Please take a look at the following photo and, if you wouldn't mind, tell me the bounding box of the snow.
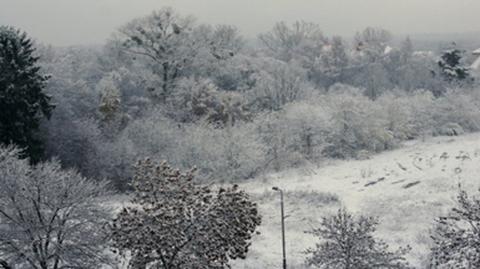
[233,133,480,269]
[413,50,434,58]
[473,48,480,55]
[384,45,393,55]
[471,56,480,70]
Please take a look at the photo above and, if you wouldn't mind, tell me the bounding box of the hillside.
[232,133,480,269]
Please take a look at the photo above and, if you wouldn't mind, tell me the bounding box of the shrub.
[305,209,411,269]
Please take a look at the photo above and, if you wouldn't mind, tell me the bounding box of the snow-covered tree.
[259,21,327,63]
[249,57,308,111]
[312,36,349,87]
[322,88,395,158]
[0,146,113,268]
[0,26,54,162]
[354,27,392,62]
[259,21,328,82]
[437,48,472,85]
[97,71,129,137]
[169,77,251,127]
[305,208,411,269]
[110,158,261,268]
[430,189,480,268]
[117,7,197,102]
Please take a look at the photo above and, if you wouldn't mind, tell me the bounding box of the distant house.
[472,48,480,71]
[413,50,434,58]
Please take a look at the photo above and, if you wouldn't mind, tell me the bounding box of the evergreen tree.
[437,48,471,83]
[0,26,53,162]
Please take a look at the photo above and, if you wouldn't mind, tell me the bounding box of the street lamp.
[272,186,287,269]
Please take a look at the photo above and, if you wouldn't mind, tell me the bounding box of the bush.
[305,209,411,269]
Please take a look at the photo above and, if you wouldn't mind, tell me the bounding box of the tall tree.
[437,47,472,84]
[0,26,53,162]
[354,27,392,62]
[259,21,327,63]
[117,7,197,102]
[110,158,261,269]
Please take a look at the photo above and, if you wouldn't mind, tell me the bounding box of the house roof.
[472,56,480,70]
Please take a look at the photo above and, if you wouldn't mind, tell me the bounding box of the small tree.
[0,26,54,162]
[305,209,411,269]
[0,146,113,269]
[430,189,480,268]
[437,48,471,84]
[109,158,261,269]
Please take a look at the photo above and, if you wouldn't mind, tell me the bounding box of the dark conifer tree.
[0,26,53,162]
[437,48,471,83]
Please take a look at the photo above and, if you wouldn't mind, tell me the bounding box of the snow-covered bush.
[255,101,330,170]
[305,209,411,269]
[321,90,396,158]
[99,110,266,186]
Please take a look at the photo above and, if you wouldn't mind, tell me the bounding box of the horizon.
[1,0,480,46]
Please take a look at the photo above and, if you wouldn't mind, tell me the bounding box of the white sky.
[0,0,479,46]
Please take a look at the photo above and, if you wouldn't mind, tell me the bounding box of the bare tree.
[109,158,261,269]
[259,21,327,63]
[0,146,113,269]
[354,27,392,62]
[117,7,197,102]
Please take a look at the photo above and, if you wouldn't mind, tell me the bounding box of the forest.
[2,6,480,269]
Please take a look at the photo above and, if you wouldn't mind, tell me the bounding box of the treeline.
[32,8,478,189]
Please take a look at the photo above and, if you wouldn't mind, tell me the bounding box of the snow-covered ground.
[233,133,480,269]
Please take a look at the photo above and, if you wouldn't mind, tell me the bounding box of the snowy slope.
[233,133,480,269]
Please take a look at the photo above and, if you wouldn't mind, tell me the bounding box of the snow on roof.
[413,50,434,57]
[321,44,332,52]
[384,46,393,55]
[471,56,480,70]
[473,48,480,55]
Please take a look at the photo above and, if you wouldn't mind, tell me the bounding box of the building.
[471,48,480,71]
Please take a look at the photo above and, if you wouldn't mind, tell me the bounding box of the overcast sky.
[0,0,479,46]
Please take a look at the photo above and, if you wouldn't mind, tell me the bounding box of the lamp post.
[272,186,287,269]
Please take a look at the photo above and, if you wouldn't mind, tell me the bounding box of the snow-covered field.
[232,133,480,269]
